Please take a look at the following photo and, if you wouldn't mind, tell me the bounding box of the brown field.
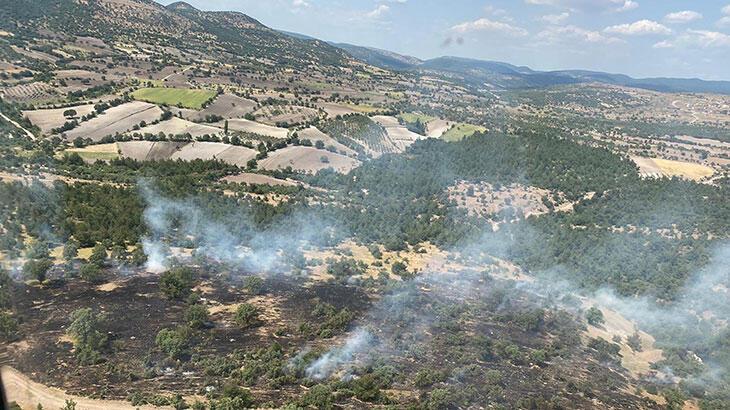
[218,118,289,139]
[372,115,424,152]
[258,146,360,174]
[425,118,453,139]
[298,126,357,157]
[132,117,223,138]
[222,173,301,186]
[64,102,164,142]
[10,45,57,62]
[187,94,256,121]
[631,156,715,181]
[23,104,96,134]
[252,104,319,126]
[314,102,360,117]
[117,141,256,166]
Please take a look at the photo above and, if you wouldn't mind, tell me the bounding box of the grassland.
[131,88,217,109]
[397,112,435,124]
[441,123,487,142]
[652,158,715,180]
[63,143,119,161]
[343,102,380,114]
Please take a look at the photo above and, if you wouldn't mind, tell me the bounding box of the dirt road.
[0,111,36,140]
[1,366,171,410]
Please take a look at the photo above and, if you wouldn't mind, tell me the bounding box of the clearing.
[63,143,119,162]
[441,123,487,142]
[631,156,714,181]
[258,146,360,174]
[131,88,217,109]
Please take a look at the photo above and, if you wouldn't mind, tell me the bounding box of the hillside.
[0,0,350,68]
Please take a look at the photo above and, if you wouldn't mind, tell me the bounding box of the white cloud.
[652,40,674,49]
[451,18,528,37]
[719,16,730,27]
[537,24,622,44]
[604,19,671,35]
[525,0,637,13]
[723,5,730,15]
[664,10,702,24]
[291,0,310,8]
[366,4,390,18]
[616,0,638,12]
[680,30,730,48]
[541,12,570,24]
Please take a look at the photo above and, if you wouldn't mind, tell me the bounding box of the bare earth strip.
[170,142,232,162]
[426,119,452,139]
[258,146,360,174]
[214,146,258,167]
[64,102,163,142]
[23,104,96,134]
[222,173,300,186]
[219,119,289,139]
[1,366,171,410]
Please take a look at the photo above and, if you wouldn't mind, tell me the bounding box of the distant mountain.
[332,43,422,71]
[0,0,350,67]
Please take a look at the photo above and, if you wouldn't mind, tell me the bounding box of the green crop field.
[131,87,217,109]
[441,123,487,142]
[397,112,435,124]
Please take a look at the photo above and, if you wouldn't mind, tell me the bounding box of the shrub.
[185,304,209,329]
[79,263,103,283]
[235,303,260,329]
[156,326,191,360]
[160,267,196,299]
[586,307,605,326]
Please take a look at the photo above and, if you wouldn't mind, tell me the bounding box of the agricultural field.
[131,87,217,109]
[23,104,96,134]
[117,141,257,167]
[297,126,358,157]
[258,146,360,173]
[631,156,715,181]
[251,104,320,126]
[1,82,57,103]
[220,118,289,139]
[131,117,223,138]
[61,101,163,142]
[63,143,120,162]
[441,123,487,142]
[186,94,256,121]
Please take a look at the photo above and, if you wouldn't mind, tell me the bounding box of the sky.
[157,0,730,80]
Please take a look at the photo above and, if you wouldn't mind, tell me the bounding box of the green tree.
[68,308,107,364]
[23,259,52,283]
[586,307,605,327]
[89,243,107,267]
[79,263,103,283]
[63,239,79,262]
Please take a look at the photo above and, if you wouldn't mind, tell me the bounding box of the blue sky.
[158,0,730,80]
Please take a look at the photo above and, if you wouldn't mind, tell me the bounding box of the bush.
[243,276,264,295]
[0,311,19,342]
[79,263,103,283]
[586,307,605,327]
[89,243,107,267]
[160,267,196,299]
[23,258,52,283]
[156,326,191,360]
[185,304,209,329]
[235,303,260,329]
[300,384,334,409]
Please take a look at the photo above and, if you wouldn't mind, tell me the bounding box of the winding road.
[0,111,36,140]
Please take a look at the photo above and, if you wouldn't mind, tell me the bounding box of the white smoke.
[306,329,374,380]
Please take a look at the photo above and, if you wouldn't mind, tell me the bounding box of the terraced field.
[117,141,256,167]
[23,104,96,134]
[220,119,289,139]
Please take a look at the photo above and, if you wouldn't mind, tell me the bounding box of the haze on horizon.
[156,0,730,81]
